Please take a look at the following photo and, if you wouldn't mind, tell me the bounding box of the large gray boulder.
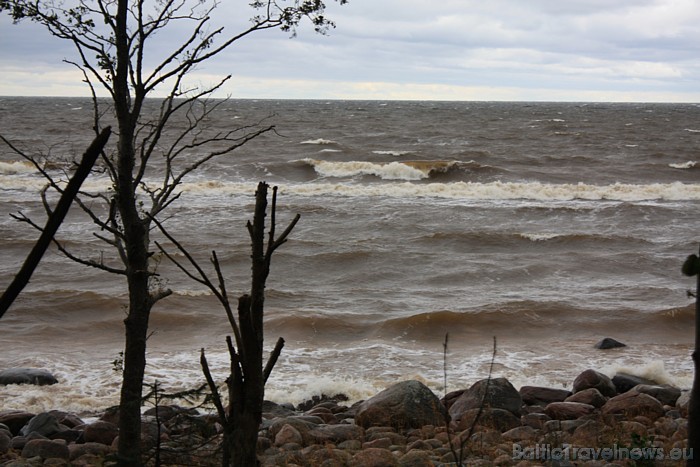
[572,369,616,397]
[0,368,57,386]
[355,380,446,430]
[449,377,522,421]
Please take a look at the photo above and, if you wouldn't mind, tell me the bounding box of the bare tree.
[0,1,346,465]
[155,182,299,465]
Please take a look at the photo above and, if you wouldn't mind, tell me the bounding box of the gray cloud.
[1,0,698,101]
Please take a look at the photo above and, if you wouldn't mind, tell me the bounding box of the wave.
[298,159,459,180]
[669,161,696,169]
[371,150,414,157]
[0,160,36,175]
[300,138,338,145]
[264,303,694,343]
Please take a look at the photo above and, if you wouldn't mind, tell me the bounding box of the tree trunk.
[684,248,700,467]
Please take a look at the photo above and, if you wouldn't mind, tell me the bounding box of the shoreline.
[0,364,692,466]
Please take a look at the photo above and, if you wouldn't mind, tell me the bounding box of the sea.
[0,97,699,416]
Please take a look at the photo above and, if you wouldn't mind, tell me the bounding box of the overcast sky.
[1,0,699,101]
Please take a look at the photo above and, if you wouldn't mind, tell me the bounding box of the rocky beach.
[0,358,692,466]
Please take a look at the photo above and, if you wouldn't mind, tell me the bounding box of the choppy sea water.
[0,97,699,415]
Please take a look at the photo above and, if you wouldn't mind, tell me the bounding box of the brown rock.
[543,401,595,420]
[274,424,303,447]
[68,442,113,460]
[363,437,392,449]
[612,373,657,393]
[572,369,616,397]
[308,423,364,444]
[565,387,607,408]
[633,384,682,406]
[519,386,572,406]
[355,380,446,430]
[601,391,665,421]
[398,449,434,467]
[449,378,522,419]
[21,438,69,460]
[456,408,521,432]
[83,420,119,445]
[352,447,399,466]
[0,431,10,455]
[502,425,538,442]
[0,410,36,436]
[521,412,550,429]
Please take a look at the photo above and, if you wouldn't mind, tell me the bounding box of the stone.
[633,384,681,406]
[502,425,538,441]
[274,424,303,447]
[0,410,36,435]
[308,423,365,444]
[611,373,657,393]
[676,390,690,415]
[572,369,616,397]
[83,420,119,445]
[565,387,607,408]
[355,380,446,430]
[20,412,61,437]
[68,442,112,461]
[352,447,399,467]
[399,449,435,467]
[21,439,69,460]
[0,368,58,386]
[449,377,522,421]
[456,407,521,432]
[543,401,595,420]
[601,390,665,421]
[0,431,10,455]
[519,386,571,406]
[594,337,626,349]
[268,417,318,445]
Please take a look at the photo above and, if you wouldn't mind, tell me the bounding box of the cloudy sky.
[1,0,699,101]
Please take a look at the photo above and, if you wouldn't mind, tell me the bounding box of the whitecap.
[300,138,337,145]
[669,161,696,169]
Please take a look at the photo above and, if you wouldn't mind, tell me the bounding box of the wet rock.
[456,407,521,432]
[21,438,69,460]
[0,410,36,435]
[20,412,61,437]
[565,387,607,408]
[594,337,626,349]
[611,373,657,393]
[519,386,571,406]
[68,442,112,461]
[355,380,446,430]
[632,384,681,406]
[543,402,595,420]
[274,424,303,447]
[83,420,119,445]
[0,368,58,386]
[352,447,399,466]
[449,377,522,420]
[0,431,10,454]
[572,369,616,397]
[601,390,665,421]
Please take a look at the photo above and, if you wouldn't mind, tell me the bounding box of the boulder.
[572,369,616,397]
[274,423,303,447]
[355,380,446,430]
[456,407,521,432]
[0,411,36,436]
[676,390,690,415]
[594,338,626,349]
[68,442,113,461]
[83,420,119,445]
[21,438,69,460]
[0,431,10,455]
[20,412,61,437]
[544,402,595,420]
[611,373,657,393]
[0,368,58,386]
[519,386,572,406]
[352,447,399,467]
[565,387,607,408]
[309,424,365,444]
[601,391,665,421]
[449,377,522,421]
[633,384,681,406]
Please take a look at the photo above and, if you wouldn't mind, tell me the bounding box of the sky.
[1,0,699,102]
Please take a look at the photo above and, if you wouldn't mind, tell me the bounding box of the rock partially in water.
[0,368,57,386]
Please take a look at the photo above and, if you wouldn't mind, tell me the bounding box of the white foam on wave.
[519,232,562,241]
[302,159,428,180]
[300,138,337,145]
[669,161,696,169]
[0,160,35,175]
